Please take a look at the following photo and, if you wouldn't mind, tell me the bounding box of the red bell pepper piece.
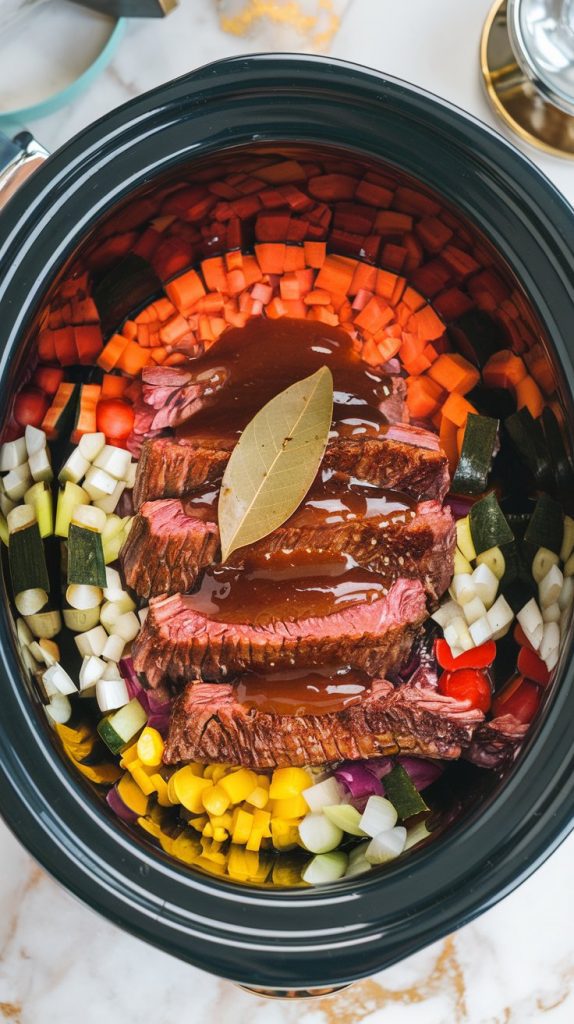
[513,624,535,652]
[517,646,551,687]
[492,675,541,724]
[434,638,496,672]
[438,669,492,713]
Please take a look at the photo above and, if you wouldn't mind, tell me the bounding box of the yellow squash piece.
[171,832,202,865]
[118,772,149,816]
[271,794,309,819]
[246,785,269,809]
[268,767,311,800]
[136,726,164,767]
[270,818,301,851]
[202,784,231,816]
[246,809,271,852]
[231,807,254,845]
[219,767,258,804]
[171,766,212,813]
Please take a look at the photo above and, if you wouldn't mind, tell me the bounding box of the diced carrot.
[304,290,331,306]
[224,251,244,272]
[149,346,168,364]
[97,333,130,372]
[440,392,478,427]
[123,320,138,340]
[361,338,382,366]
[74,325,103,364]
[400,335,432,376]
[137,324,151,347]
[152,298,177,322]
[283,246,306,272]
[381,243,407,272]
[201,257,227,293]
[375,269,400,301]
[374,334,401,363]
[428,353,480,395]
[424,344,439,364]
[38,330,56,362]
[210,317,227,339]
[32,365,64,396]
[164,353,188,366]
[159,314,190,346]
[227,269,247,296]
[242,255,263,287]
[255,212,291,243]
[279,275,301,301]
[116,340,151,376]
[374,211,413,234]
[307,307,340,327]
[433,288,474,322]
[303,241,326,268]
[406,376,444,419]
[198,317,215,343]
[194,293,225,314]
[408,305,445,342]
[255,243,287,275]
[355,179,393,208]
[53,327,78,366]
[71,384,101,443]
[394,186,441,217]
[402,232,424,272]
[515,375,544,418]
[165,268,206,312]
[314,255,357,296]
[441,245,480,279]
[390,276,407,306]
[307,174,357,201]
[482,349,527,389]
[439,414,459,473]
[354,296,394,334]
[255,161,306,184]
[401,287,427,313]
[251,282,273,304]
[134,306,154,324]
[456,425,466,454]
[266,297,287,319]
[524,346,555,395]
[282,299,307,318]
[101,374,128,398]
[70,297,99,325]
[350,262,377,296]
[416,216,453,253]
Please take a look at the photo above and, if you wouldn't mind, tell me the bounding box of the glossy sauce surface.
[176,317,393,440]
[187,550,388,625]
[236,666,370,716]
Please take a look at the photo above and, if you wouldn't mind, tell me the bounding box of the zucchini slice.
[524,494,564,555]
[9,519,50,595]
[383,765,429,822]
[97,697,147,755]
[469,492,514,554]
[67,524,107,587]
[505,408,553,490]
[452,414,498,495]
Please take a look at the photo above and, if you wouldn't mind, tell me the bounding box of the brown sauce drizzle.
[186,550,389,626]
[176,317,393,440]
[235,666,370,716]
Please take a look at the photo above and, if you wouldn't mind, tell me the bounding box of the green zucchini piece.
[524,494,564,555]
[505,408,553,489]
[452,414,499,495]
[97,698,147,755]
[67,524,106,587]
[541,407,574,494]
[9,523,50,595]
[499,541,536,611]
[384,765,429,822]
[469,492,514,554]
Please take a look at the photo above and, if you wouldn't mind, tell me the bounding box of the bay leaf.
[218,365,334,562]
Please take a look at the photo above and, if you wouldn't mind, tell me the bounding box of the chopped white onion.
[469,615,493,647]
[16,616,34,648]
[542,602,561,623]
[126,461,137,490]
[43,663,77,696]
[298,813,343,854]
[59,448,90,485]
[101,633,126,662]
[114,611,140,643]
[323,804,366,836]
[358,796,397,838]
[103,566,123,602]
[22,646,39,673]
[45,694,72,725]
[138,606,149,626]
[540,621,560,668]
[28,447,53,483]
[486,594,514,640]
[450,575,476,605]
[517,599,544,650]
[71,503,107,532]
[462,595,487,626]
[100,601,122,633]
[532,547,559,584]
[15,588,48,616]
[78,432,106,462]
[66,584,103,611]
[404,821,431,851]
[0,437,27,472]
[4,464,32,501]
[365,826,407,865]
[558,576,574,612]
[74,625,108,658]
[431,600,463,628]
[101,661,123,681]
[93,445,132,481]
[443,616,474,652]
[25,425,47,457]
[93,479,125,514]
[539,564,564,609]
[96,676,130,713]
[7,503,36,533]
[565,552,574,578]
[302,775,346,812]
[83,466,117,500]
[471,563,498,609]
[79,655,107,690]
[344,855,372,878]
[0,492,15,516]
[302,852,348,885]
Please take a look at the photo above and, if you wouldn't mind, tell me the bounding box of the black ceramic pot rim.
[0,55,573,989]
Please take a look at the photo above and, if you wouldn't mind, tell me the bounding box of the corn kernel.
[211,764,231,783]
[246,809,271,852]
[220,768,258,804]
[210,812,233,830]
[172,767,212,813]
[189,815,208,832]
[128,761,157,797]
[246,785,269,809]
[203,764,216,779]
[149,773,171,807]
[202,784,231,816]
[202,821,214,838]
[270,794,309,819]
[231,808,254,845]
[117,772,149,816]
[213,827,228,843]
[137,726,164,767]
[269,767,311,800]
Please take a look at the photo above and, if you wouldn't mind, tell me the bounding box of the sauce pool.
[235,666,371,716]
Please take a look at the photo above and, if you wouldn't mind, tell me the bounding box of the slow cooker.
[0,55,573,994]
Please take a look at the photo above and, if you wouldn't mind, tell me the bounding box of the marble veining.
[1,0,573,1021]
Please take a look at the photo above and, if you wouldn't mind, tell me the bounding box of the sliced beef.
[163,677,484,768]
[132,577,427,695]
[463,714,528,769]
[122,496,455,601]
[133,424,449,507]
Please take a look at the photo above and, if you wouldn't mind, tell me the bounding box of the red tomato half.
[492,675,541,724]
[438,668,492,713]
[96,398,134,440]
[13,388,50,428]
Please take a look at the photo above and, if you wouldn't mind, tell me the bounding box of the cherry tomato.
[32,365,64,396]
[438,669,492,713]
[492,675,540,724]
[96,398,134,440]
[435,638,496,672]
[13,388,49,428]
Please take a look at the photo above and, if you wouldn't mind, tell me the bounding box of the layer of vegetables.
[2,157,570,885]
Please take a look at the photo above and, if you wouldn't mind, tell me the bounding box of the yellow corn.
[256,774,270,789]
[119,742,139,767]
[200,838,226,864]
[246,785,269,809]
[219,768,258,804]
[213,827,228,843]
[202,821,214,838]
[246,809,271,852]
[202,784,231,816]
[167,774,179,805]
[270,818,301,851]
[270,794,309,819]
[136,726,164,767]
[210,812,233,831]
[231,807,254,845]
[189,815,208,832]
[203,764,216,779]
[211,764,231,783]
[171,766,212,813]
[127,761,157,797]
[137,816,162,839]
[118,772,149,816]
[268,767,311,800]
[149,773,171,807]
[171,832,201,865]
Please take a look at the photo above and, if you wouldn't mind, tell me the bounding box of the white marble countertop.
[1,1,573,1021]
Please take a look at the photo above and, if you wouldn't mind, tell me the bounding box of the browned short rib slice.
[132,577,427,694]
[122,497,455,600]
[133,424,449,507]
[163,678,484,769]
[463,714,528,769]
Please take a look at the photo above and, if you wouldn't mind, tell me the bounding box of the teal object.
[0,16,125,128]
